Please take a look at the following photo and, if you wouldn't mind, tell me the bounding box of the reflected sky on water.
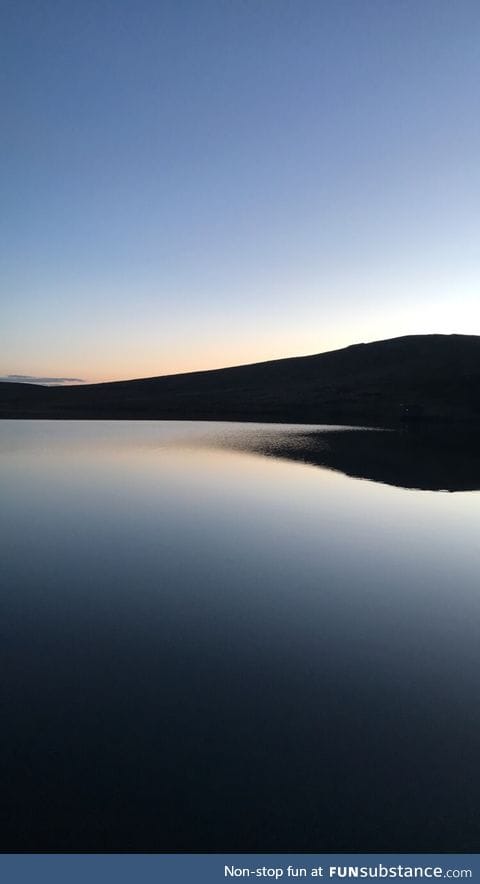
[1,421,479,851]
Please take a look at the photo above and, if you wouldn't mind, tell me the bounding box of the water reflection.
[0,421,479,852]
[211,425,480,492]
[3,419,479,492]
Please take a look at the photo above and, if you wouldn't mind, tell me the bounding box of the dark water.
[1,421,479,851]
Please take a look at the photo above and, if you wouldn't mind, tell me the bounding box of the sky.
[2,0,480,383]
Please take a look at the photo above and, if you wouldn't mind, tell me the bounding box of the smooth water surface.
[1,421,479,851]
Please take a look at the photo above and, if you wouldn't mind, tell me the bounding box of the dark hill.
[1,334,480,425]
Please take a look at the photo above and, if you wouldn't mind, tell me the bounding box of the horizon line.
[1,332,475,389]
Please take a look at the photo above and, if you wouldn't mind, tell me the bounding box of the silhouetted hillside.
[1,334,480,425]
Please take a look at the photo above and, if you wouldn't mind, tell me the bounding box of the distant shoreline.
[2,334,479,425]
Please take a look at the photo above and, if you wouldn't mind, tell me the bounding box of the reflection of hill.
[228,427,480,492]
[1,333,480,425]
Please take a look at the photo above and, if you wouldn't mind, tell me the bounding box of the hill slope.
[1,334,480,425]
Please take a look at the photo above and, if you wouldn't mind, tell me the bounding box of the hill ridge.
[1,333,480,425]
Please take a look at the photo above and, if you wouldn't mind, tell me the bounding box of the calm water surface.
[1,420,479,850]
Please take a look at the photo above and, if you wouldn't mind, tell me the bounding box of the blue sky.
[2,0,480,382]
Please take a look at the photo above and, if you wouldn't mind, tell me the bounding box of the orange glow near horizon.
[64,335,339,385]
[8,292,480,386]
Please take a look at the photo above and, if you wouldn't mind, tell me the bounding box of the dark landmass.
[2,333,480,425]
[220,425,480,491]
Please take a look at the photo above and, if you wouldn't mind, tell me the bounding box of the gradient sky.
[2,0,480,383]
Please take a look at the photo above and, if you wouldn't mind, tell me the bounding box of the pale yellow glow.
[17,283,480,385]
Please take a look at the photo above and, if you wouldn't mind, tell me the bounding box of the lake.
[1,420,479,851]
